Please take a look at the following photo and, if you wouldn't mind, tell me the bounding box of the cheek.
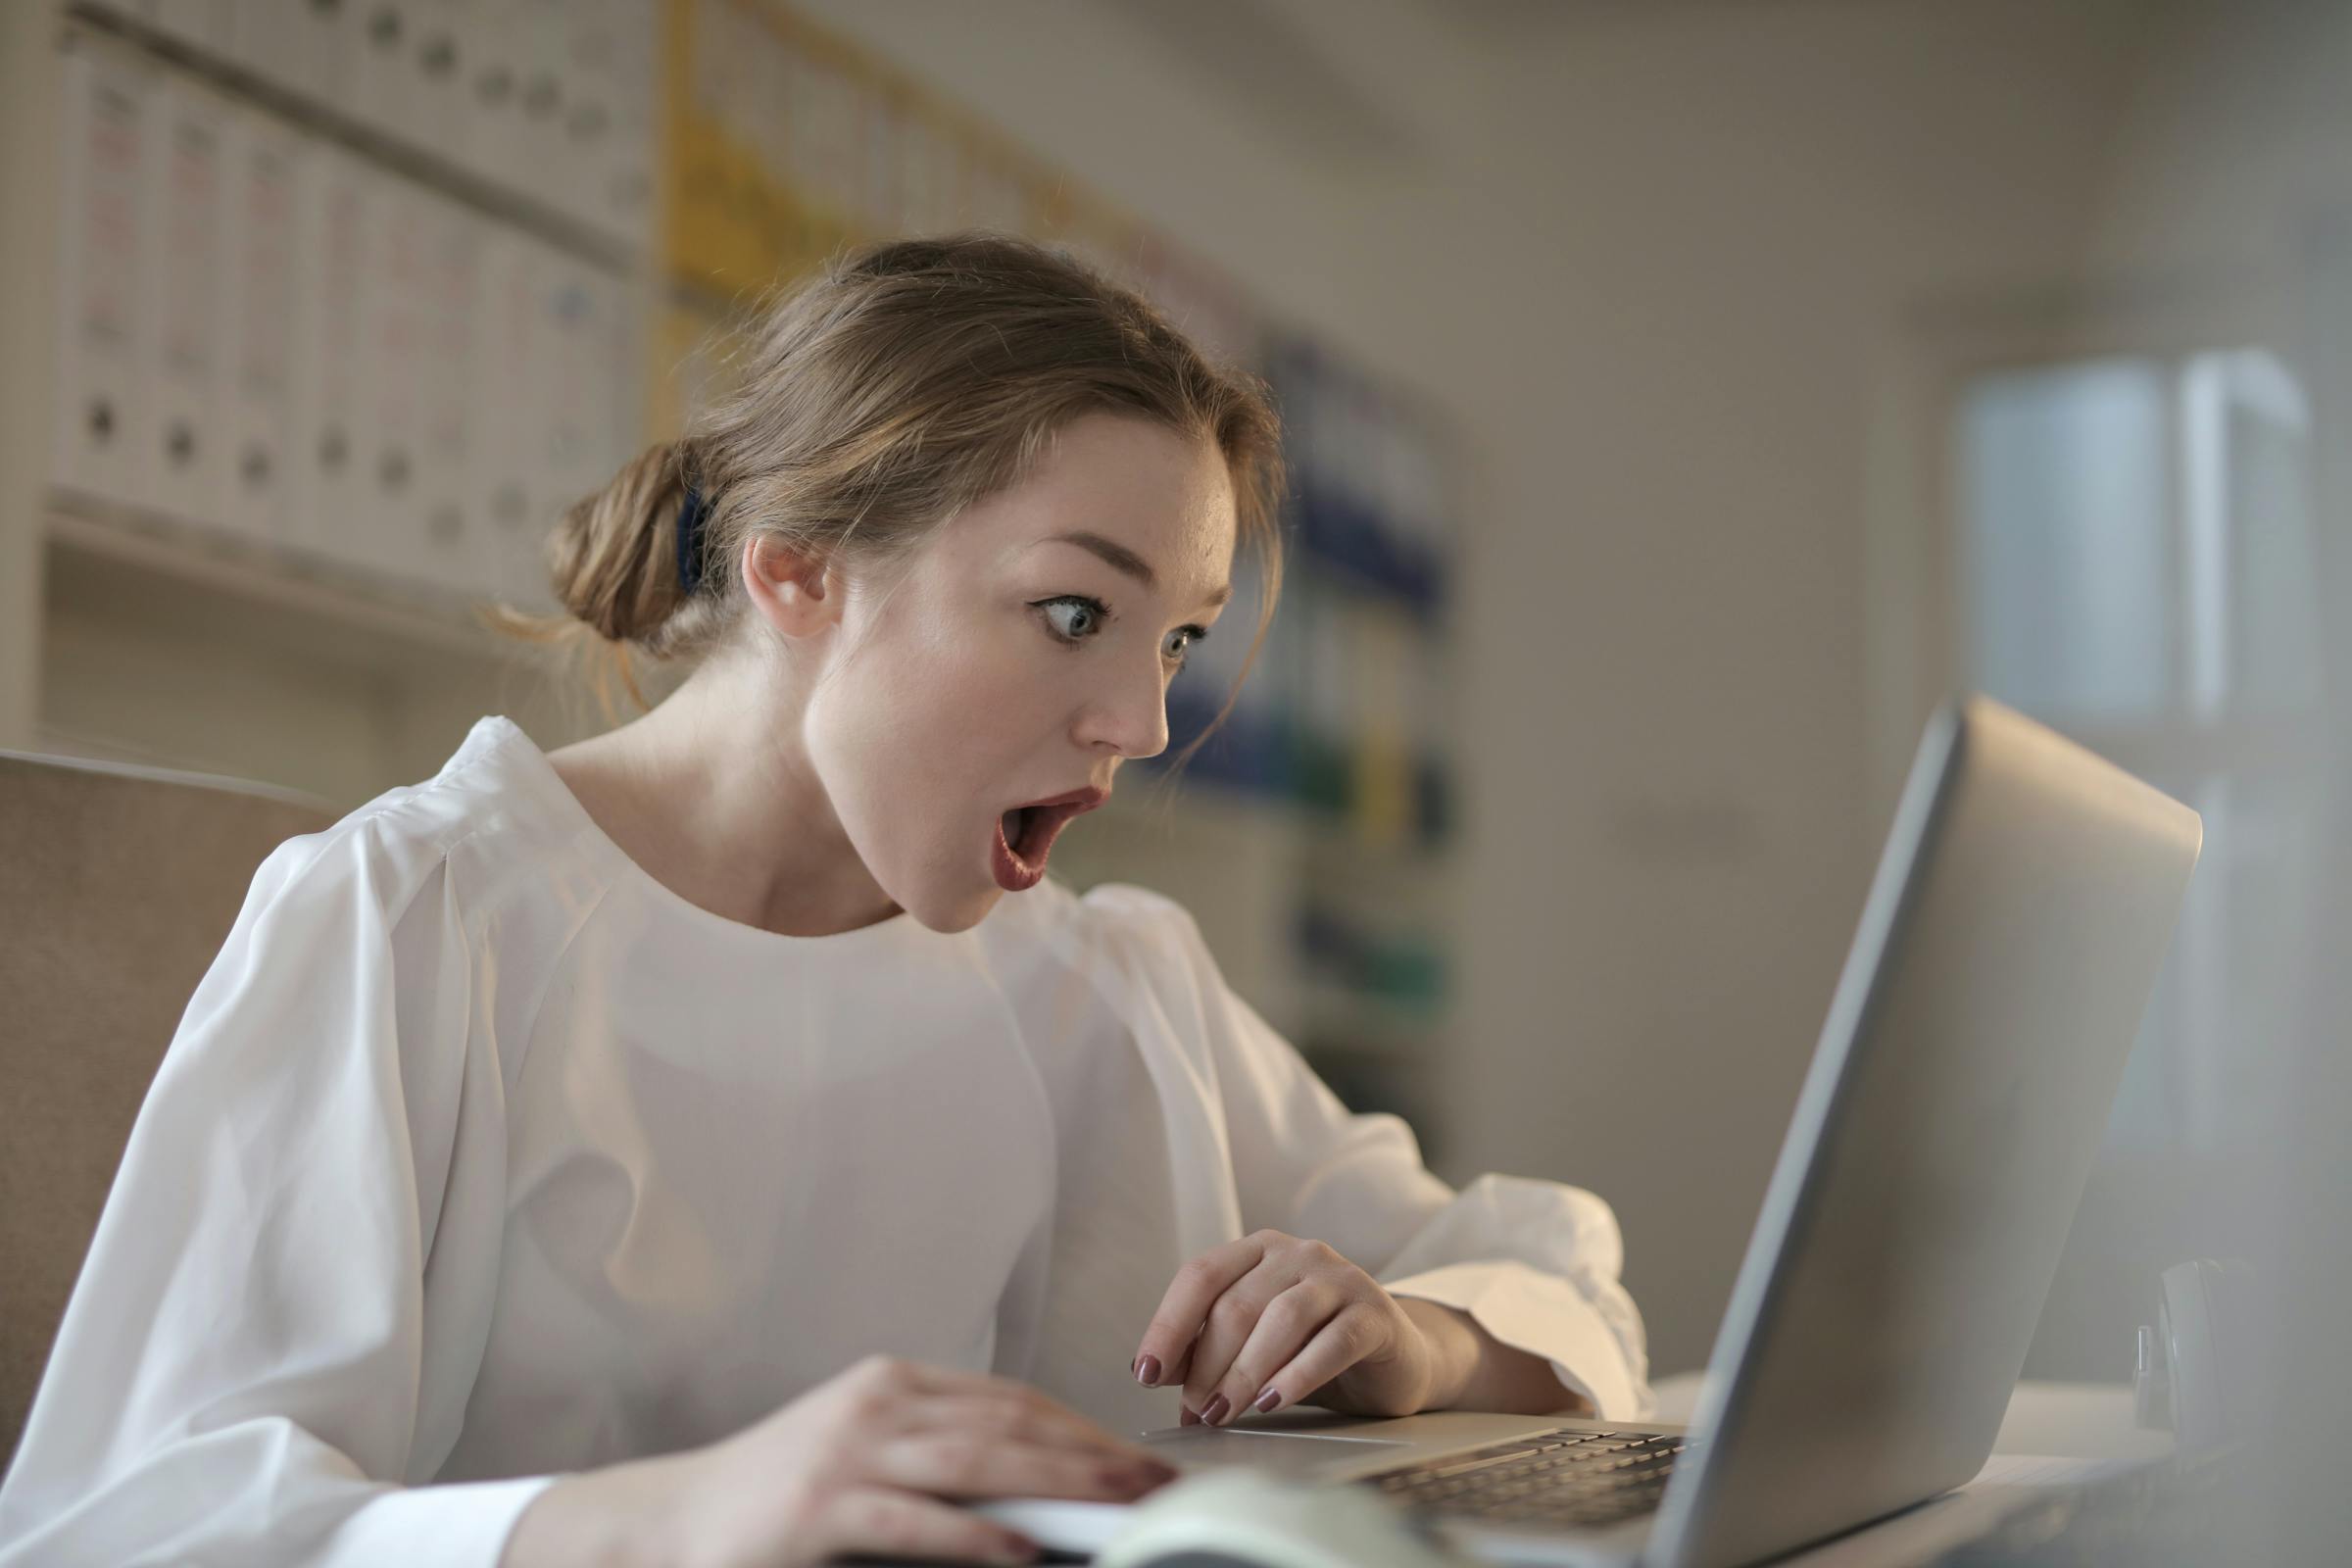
[870,605,1066,746]
[804,620,1050,845]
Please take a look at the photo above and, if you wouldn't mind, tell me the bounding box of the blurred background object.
[0,7,2344,1499]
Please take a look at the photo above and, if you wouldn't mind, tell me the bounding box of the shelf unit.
[0,0,1473,1159]
[11,3,662,799]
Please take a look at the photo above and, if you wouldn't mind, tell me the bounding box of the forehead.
[946,414,1239,580]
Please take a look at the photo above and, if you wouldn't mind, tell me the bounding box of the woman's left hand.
[1130,1229,1449,1427]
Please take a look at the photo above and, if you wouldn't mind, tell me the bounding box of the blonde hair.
[495,232,1287,773]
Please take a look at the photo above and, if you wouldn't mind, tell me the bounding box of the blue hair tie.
[675,485,710,594]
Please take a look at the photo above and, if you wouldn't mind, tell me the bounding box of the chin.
[903,882,1004,935]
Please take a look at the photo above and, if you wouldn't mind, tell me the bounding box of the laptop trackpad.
[1141,1422,1412,1478]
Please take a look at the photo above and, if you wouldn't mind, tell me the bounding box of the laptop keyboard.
[1362,1428,1689,1529]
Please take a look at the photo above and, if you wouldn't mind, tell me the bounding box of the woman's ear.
[739,534,844,641]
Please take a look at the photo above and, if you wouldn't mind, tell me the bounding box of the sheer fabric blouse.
[0,716,1649,1565]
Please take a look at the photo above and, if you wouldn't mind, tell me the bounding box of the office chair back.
[0,748,333,1465]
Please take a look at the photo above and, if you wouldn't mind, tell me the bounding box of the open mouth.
[1003,806,1044,858]
[990,792,1104,891]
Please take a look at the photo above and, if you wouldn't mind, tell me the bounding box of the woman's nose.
[1077,657,1171,760]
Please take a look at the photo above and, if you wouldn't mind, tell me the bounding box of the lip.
[1015,786,1110,813]
[991,786,1109,891]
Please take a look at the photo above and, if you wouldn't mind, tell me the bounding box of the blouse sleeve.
[1133,889,1652,1422]
[0,810,552,1566]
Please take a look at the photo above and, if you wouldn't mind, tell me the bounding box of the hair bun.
[546,441,696,646]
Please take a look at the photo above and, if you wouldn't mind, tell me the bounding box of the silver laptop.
[1115,694,2201,1567]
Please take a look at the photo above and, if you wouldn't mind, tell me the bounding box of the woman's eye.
[1038,596,1105,642]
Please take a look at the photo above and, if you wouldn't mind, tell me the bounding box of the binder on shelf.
[599,269,644,480]
[731,0,792,277]
[464,0,532,196]
[223,0,309,101]
[536,256,588,565]
[787,36,862,229]
[1387,415,1449,613]
[536,259,632,544]
[599,0,659,246]
[217,103,302,546]
[353,168,433,583]
[475,228,552,607]
[558,0,657,243]
[415,193,487,593]
[288,141,372,564]
[147,0,229,57]
[349,0,425,151]
[1347,601,1417,849]
[651,299,743,440]
[541,0,598,226]
[1293,576,1355,817]
[225,0,353,108]
[514,0,576,226]
[668,0,757,286]
[1162,545,1290,796]
[407,0,473,174]
[53,44,155,510]
[141,74,232,527]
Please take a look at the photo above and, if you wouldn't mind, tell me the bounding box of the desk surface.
[1643,1374,2173,1565]
[866,1380,2172,1566]
[1647,1372,2176,1463]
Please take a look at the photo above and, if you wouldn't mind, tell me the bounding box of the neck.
[547,653,902,939]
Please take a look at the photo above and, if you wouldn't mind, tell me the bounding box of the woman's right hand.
[501,1353,1180,1568]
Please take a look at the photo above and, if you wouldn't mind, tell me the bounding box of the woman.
[0,235,1647,1567]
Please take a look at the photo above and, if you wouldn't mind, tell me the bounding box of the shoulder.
[244,717,605,944]
[980,877,1229,1039]
[991,875,1208,968]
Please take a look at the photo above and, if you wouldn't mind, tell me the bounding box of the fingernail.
[1133,1353,1160,1387]
[1253,1387,1282,1413]
[1201,1394,1230,1426]
[1101,1461,1155,1493]
[1180,1405,1201,1426]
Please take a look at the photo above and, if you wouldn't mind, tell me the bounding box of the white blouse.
[0,716,1649,1566]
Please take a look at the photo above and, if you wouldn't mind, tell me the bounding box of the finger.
[866,1431,1175,1503]
[1266,1302,1387,1415]
[899,1394,1166,1464]
[844,1356,1147,1457]
[1132,1235,1268,1390]
[1203,1281,1346,1426]
[1180,1257,1298,1416]
[808,1484,1042,1567]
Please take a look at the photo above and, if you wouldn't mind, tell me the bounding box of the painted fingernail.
[1253,1387,1282,1413]
[1134,1353,1160,1387]
[1201,1394,1230,1426]
[1180,1405,1201,1426]
[1101,1460,1158,1493]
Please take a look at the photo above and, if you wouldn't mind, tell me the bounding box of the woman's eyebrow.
[1046,531,1234,607]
